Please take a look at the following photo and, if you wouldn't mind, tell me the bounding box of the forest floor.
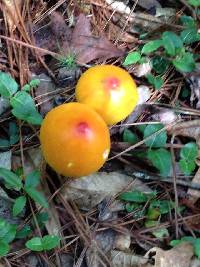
[0,0,200,266]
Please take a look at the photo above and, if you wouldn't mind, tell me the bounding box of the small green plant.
[0,218,17,256]
[123,124,172,176]
[25,235,60,252]
[119,190,182,239]
[123,125,198,177]
[0,168,48,210]
[123,14,199,90]
[57,53,77,69]
[0,215,59,256]
[0,72,42,125]
[0,168,61,256]
[179,142,198,175]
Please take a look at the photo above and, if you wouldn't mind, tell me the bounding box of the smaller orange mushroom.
[75,65,139,125]
[40,103,110,177]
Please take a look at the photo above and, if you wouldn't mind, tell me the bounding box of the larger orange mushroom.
[40,102,110,177]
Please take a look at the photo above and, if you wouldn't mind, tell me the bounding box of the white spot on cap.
[67,162,74,168]
[103,149,109,160]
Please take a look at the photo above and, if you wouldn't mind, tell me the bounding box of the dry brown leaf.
[71,14,123,64]
[145,242,194,267]
[60,171,152,210]
[169,120,200,147]
[111,250,149,267]
[34,12,123,64]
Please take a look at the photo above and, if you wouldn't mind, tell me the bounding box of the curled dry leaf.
[34,12,123,64]
[145,242,194,267]
[169,120,200,147]
[60,172,152,210]
[111,250,149,267]
[115,233,131,251]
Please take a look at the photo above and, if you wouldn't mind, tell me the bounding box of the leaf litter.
[34,12,123,64]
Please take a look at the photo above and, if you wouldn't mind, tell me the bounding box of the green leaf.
[180,142,198,161]
[42,235,60,250]
[141,40,163,54]
[180,28,200,44]
[179,159,196,175]
[180,15,196,27]
[22,84,31,92]
[173,52,196,72]
[152,228,169,239]
[0,71,18,98]
[149,200,173,214]
[187,0,200,6]
[9,122,19,145]
[147,208,160,220]
[145,220,158,228]
[29,79,40,88]
[0,139,10,148]
[181,87,190,98]
[10,91,43,125]
[146,74,163,90]
[143,124,167,148]
[162,31,183,56]
[152,56,170,74]
[25,235,60,252]
[119,191,148,203]
[25,170,41,188]
[0,241,9,256]
[123,52,141,66]
[26,237,43,251]
[193,239,200,259]
[123,129,139,144]
[0,168,22,191]
[125,203,140,212]
[147,148,172,177]
[25,187,48,208]
[12,196,26,217]
[16,225,32,239]
[0,219,17,243]
[3,224,17,243]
